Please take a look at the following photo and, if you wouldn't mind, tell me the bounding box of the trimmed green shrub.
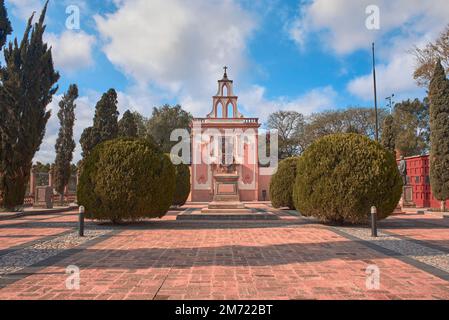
[77,139,176,222]
[270,157,299,209]
[293,134,402,224]
[173,162,191,207]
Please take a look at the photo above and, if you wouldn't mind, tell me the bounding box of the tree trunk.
[442,201,447,212]
[60,193,64,207]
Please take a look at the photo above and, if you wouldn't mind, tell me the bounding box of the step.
[207,202,246,210]
[177,211,280,221]
[201,208,255,214]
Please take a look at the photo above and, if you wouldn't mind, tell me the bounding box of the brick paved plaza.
[1,205,449,300]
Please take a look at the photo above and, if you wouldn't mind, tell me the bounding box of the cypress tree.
[94,89,119,141]
[53,84,78,205]
[118,110,138,138]
[381,114,396,155]
[80,89,119,158]
[0,0,12,49]
[0,0,11,209]
[429,60,449,210]
[80,126,99,158]
[0,1,59,209]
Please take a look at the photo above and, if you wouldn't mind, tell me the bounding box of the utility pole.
[372,43,379,142]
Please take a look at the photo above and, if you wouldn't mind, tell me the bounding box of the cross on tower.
[223,66,228,78]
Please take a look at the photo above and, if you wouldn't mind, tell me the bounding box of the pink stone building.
[190,69,273,203]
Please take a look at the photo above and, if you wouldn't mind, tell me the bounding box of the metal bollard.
[371,206,378,238]
[79,206,85,237]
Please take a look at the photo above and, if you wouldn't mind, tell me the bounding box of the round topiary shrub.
[293,134,403,224]
[173,162,191,207]
[77,139,176,222]
[270,157,299,209]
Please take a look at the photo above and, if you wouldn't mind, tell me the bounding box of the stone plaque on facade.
[217,183,237,195]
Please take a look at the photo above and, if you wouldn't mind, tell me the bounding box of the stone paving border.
[381,230,449,255]
[330,227,449,282]
[0,229,121,289]
[0,230,75,257]
[0,230,109,276]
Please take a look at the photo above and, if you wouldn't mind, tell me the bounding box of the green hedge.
[293,134,402,224]
[173,162,191,207]
[270,157,299,209]
[77,139,176,222]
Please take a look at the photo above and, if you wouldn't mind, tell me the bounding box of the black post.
[79,206,85,237]
[372,43,379,142]
[371,206,378,237]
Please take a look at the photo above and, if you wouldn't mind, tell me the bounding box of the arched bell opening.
[216,102,224,118]
[227,103,234,118]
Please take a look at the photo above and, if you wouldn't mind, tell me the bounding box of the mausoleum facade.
[190,69,273,203]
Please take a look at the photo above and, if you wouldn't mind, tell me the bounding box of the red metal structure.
[403,155,449,209]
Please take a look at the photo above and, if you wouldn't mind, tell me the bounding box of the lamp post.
[79,206,85,237]
[372,43,379,142]
[371,206,378,238]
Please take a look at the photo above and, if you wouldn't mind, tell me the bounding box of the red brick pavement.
[0,207,449,300]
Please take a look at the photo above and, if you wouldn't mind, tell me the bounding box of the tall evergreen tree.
[118,110,138,138]
[93,89,119,141]
[0,0,12,49]
[381,114,396,155]
[80,89,119,157]
[80,126,99,158]
[429,60,449,210]
[0,1,59,209]
[53,84,78,205]
[0,0,11,209]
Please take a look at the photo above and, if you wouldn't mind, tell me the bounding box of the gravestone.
[34,186,54,209]
[402,185,415,207]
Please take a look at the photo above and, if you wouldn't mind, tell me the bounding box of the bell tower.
[207,67,244,119]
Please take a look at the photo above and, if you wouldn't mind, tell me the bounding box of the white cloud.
[347,51,426,101]
[95,0,256,115]
[288,0,449,101]
[289,0,449,55]
[8,0,43,21]
[116,85,161,116]
[46,31,96,73]
[239,85,337,122]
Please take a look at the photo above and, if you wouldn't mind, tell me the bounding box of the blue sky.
[4,0,447,162]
